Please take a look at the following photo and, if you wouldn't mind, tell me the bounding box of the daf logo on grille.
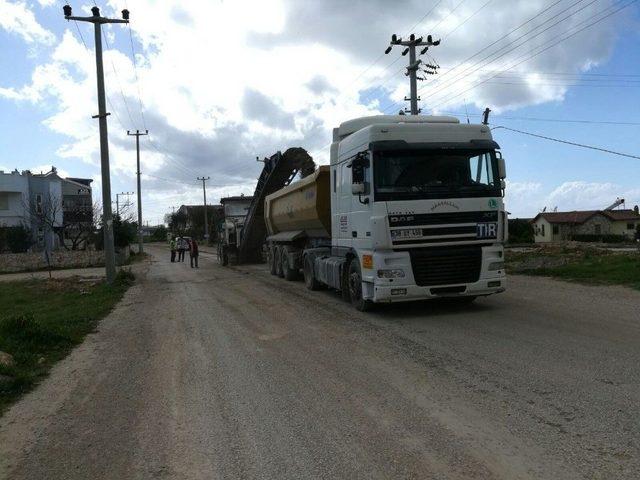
[390,215,414,223]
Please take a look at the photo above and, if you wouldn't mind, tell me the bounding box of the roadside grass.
[506,246,640,290]
[0,269,134,415]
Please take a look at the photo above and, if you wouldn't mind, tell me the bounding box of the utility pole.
[116,192,133,217]
[197,176,210,242]
[63,4,129,284]
[127,129,148,254]
[385,33,440,115]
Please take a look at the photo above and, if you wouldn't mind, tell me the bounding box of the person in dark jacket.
[177,236,186,262]
[189,238,199,268]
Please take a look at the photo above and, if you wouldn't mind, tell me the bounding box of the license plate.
[477,222,498,239]
[391,228,422,240]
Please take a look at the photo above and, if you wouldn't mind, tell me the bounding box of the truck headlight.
[488,261,504,271]
[377,269,405,278]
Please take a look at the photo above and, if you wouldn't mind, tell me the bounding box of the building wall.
[610,220,640,237]
[0,171,28,227]
[533,218,554,243]
[574,214,612,236]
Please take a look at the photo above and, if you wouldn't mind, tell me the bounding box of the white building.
[0,167,64,250]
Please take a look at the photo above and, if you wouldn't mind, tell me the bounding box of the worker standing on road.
[190,238,199,268]
[177,236,186,262]
[169,237,176,263]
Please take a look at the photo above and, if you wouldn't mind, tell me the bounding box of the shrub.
[115,268,135,286]
[0,225,32,253]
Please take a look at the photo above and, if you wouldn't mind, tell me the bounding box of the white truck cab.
[328,115,507,309]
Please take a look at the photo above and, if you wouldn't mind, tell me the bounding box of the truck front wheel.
[348,260,373,312]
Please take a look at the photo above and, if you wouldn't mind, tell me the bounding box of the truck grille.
[408,246,482,286]
[389,211,498,227]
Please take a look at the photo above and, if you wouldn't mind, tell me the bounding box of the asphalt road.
[1,244,638,479]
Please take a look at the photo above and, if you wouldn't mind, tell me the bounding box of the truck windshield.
[373,149,501,201]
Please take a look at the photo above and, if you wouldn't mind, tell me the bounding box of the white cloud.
[0,0,55,45]
[2,0,631,221]
[545,182,640,211]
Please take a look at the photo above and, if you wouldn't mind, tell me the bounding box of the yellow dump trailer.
[264,165,331,240]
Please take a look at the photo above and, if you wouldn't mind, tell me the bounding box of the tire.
[274,246,284,278]
[269,246,277,275]
[303,255,322,290]
[281,247,298,281]
[217,244,228,266]
[347,260,373,312]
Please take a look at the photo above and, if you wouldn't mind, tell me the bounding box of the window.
[627,223,635,230]
[332,168,336,193]
[373,149,500,201]
[594,224,602,235]
[35,194,43,214]
[0,192,8,210]
[552,225,559,235]
[541,224,545,236]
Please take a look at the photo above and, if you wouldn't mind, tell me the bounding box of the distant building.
[0,167,93,250]
[531,207,640,243]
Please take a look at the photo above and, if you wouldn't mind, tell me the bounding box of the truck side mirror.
[497,157,506,179]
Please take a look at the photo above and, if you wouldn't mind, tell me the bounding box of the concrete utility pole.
[116,192,133,217]
[127,129,148,254]
[63,4,129,284]
[197,176,210,241]
[385,33,440,115]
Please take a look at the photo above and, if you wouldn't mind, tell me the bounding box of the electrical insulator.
[63,4,72,16]
[91,6,100,16]
[385,46,392,54]
[410,34,415,41]
[122,9,129,20]
[391,34,397,42]
[402,48,409,56]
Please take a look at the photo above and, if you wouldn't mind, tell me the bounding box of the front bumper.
[361,245,506,303]
[370,276,506,303]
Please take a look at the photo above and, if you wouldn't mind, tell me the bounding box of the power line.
[415,0,600,110]
[71,18,127,131]
[426,0,639,111]
[440,0,492,40]
[406,0,566,103]
[379,0,575,113]
[492,125,640,160]
[100,26,138,129]
[442,112,640,126]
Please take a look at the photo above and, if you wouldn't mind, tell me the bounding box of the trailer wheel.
[274,246,284,278]
[348,260,373,312]
[217,244,228,266]
[303,255,321,290]
[269,246,278,275]
[281,246,298,281]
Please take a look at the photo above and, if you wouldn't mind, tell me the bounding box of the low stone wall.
[0,247,131,274]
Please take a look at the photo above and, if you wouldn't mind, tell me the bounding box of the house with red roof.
[531,207,640,243]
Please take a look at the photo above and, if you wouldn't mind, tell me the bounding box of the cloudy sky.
[1,0,639,222]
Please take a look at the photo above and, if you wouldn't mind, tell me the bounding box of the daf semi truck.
[264,115,507,311]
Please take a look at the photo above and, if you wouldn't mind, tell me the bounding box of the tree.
[63,200,99,250]
[150,225,168,242]
[23,192,64,249]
